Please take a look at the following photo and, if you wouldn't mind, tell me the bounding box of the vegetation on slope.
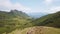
[0,10,60,34]
[21,26,60,34]
[0,10,33,34]
[32,11,60,28]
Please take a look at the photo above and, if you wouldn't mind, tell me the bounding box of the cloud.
[44,0,60,5]
[41,0,60,14]
[49,6,60,13]
[44,0,54,5]
[42,6,60,14]
[0,0,31,12]
[0,0,60,14]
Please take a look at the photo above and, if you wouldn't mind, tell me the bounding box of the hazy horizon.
[0,0,60,18]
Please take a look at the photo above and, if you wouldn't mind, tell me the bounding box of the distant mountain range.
[0,10,47,18]
[28,12,47,18]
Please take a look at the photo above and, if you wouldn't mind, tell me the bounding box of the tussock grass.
[21,26,60,34]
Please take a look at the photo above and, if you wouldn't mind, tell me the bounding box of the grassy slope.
[8,26,60,34]
[32,11,60,28]
[0,10,32,34]
[21,26,60,34]
[7,28,30,34]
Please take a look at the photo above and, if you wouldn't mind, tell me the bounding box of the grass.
[21,26,60,34]
[4,26,60,34]
[45,27,60,34]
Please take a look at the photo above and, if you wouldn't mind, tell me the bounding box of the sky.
[0,0,60,14]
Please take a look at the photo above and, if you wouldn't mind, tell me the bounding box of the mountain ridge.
[0,10,32,34]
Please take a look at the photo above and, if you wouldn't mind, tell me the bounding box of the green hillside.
[32,11,60,28]
[0,10,60,34]
[0,10,32,34]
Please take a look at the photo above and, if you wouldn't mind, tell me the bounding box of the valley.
[0,10,60,34]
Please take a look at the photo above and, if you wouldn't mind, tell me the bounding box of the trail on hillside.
[4,26,60,34]
[21,26,60,34]
[26,26,46,34]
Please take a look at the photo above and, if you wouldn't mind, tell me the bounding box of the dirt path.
[4,26,60,34]
[27,26,46,34]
